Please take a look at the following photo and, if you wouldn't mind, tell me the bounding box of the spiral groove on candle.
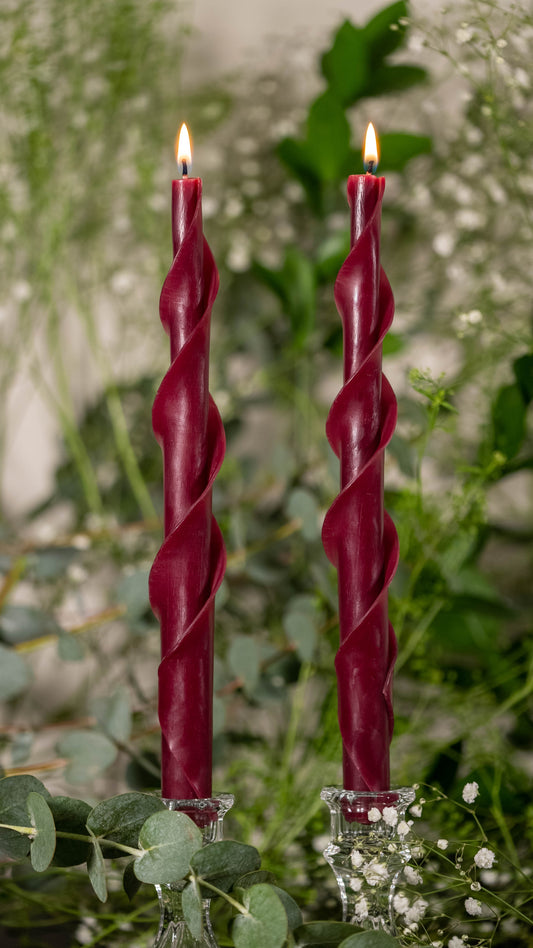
[150,184,225,799]
[322,183,398,792]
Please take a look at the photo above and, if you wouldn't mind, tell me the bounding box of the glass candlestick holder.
[321,786,415,934]
[153,794,234,948]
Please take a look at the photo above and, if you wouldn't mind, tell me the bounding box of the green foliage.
[134,810,203,883]
[232,884,288,948]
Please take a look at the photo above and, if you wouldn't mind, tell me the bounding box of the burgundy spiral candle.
[149,126,226,799]
[322,125,398,792]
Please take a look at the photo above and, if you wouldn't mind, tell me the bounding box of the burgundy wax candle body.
[322,172,398,792]
[149,174,226,799]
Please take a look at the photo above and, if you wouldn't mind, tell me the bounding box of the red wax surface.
[150,177,226,799]
[322,174,398,792]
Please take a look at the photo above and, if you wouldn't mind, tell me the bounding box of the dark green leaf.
[232,884,288,948]
[272,885,303,930]
[27,792,56,872]
[492,384,527,459]
[306,92,351,182]
[191,840,261,894]
[123,858,143,900]
[370,64,428,96]
[378,132,432,172]
[88,835,107,902]
[182,879,203,940]
[134,810,202,884]
[57,730,117,784]
[0,645,31,700]
[382,332,404,356]
[321,21,368,106]
[339,933,400,947]
[363,1,409,62]
[294,922,360,946]
[513,353,533,403]
[0,605,62,644]
[235,869,277,888]
[49,796,92,867]
[0,776,51,859]
[87,792,165,857]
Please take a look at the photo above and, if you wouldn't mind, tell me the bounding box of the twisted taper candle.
[322,173,398,792]
[150,176,226,799]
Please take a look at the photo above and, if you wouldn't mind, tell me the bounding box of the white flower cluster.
[474,847,496,869]
[462,782,479,804]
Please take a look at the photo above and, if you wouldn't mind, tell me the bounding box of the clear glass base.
[321,786,415,934]
[153,794,234,948]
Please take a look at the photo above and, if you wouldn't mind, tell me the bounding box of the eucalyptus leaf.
[282,609,316,663]
[57,632,85,661]
[227,635,261,694]
[49,796,92,867]
[0,775,51,859]
[116,570,151,625]
[57,730,117,784]
[293,922,361,946]
[191,840,261,894]
[0,645,31,701]
[232,884,288,948]
[87,792,166,855]
[182,879,203,940]
[27,792,56,872]
[134,810,202,884]
[287,488,320,541]
[90,688,132,742]
[123,858,143,900]
[271,885,303,930]
[30,547,78,581]
[235,869,277,888]
[88,835,107,902]
[0,605,62,644]
[338,934,400,948]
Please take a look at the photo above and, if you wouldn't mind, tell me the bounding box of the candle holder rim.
[162,792,235,810]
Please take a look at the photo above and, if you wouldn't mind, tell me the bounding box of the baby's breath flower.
[410,804,423,818]
[393,893,410,914]
[456,25,474,44]
[405,898,428,924]
[464,897,483,916]
[363,859,389,886]
[404,866,423,885]
[397,821,410,838]
[474,847,495,868]
[367,807,381,823]
[382,806,398,826]
[470,881,481,891]
[354,896,369,921]
[462,781,479,804]
[437,839,448,850]
[351,850,364,869]
[349,876,362,892]
[448,938,464,948]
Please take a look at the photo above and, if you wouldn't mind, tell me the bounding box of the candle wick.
[365,159,376,176]
[181,160,188,178]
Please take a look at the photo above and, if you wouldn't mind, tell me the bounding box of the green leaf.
[191,840,261,894]
[27,792,56,872]
[91,688,132,742]
[492,383,527,459]
[382,332,404,356]
[182,879,203,940]
[116,570,151,626]
[48,796,92,867]
[370,64,428,96]
[88,834,107,902]
[87,792,166,856]
[57,632,84,661]
[272,885,303,930]
[235,869,277,888]
[378,132,432,172]
[57,730,117,784]
[0,645,31,700]
[513,353,533,403]
[276,137,323,214]
[123,858,143,900]
[363,1,409,62]
[283,608,316,663]
[287,488,320,541]
[321,21,368,106]
[339,933,400,948]
[30,547,78,581]
[0,605,62,644]
[294,922,360,946]
[232,884,288,948]
[306,92,352,182]
[0,776,51,859]
[227,635,261,694]
[134,810,202,884]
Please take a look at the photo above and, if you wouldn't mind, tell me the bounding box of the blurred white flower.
[363,859,389,886]
[12,280,31,302]
[383,806,398,826]
[433,233,455,257]
[456,26,474,44]
[354,896,369,921]
[462,781,479,804]
[111,271,134,295]
[404,866,422,885]
[448,938,464,948]
[405,898,428,923]
[393,893,410,914]
[410,804,423,818]
[465,897,484,916]
[226,236,251,273]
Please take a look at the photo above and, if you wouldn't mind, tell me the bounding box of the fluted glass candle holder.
[153,794,234,948]
[321,786,415,934]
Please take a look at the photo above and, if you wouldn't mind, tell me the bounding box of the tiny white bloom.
[354,896,369,921]
[351,849,364,869]
[448,938,464,948]
[433,232,455,258]
[368,807,382,822]
[383,806,398,826]
[456,26,473,44]
[393,893,410,914]
[397,821,410,837]
[410,804,423,818]
[363,859,389,886]
[470,881,481,891]
[465,897,483,916]
[349,876,362,892]
[405,898,428,924]
[437,839,448,850]
[404,866,423,885]
[462,782,479,804]
[474,847,495,869]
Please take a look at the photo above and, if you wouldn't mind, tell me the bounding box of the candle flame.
[175,123,192,169]
[363,122,379,173]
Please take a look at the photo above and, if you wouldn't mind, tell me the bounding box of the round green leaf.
[0,645,31,701]
[271,885,303,931]
[90,688,132,742]
[191,840,261,894]
[287,488,320,541]
[27,792,56,872]
[87,792,166,858]
[88,836,107,902]
[227,636,261,694]
[0,605,62,645]
[232,884,288,948]
[57,730,117,784]
[134,810,202,884]
[182,879,203,940]
[49,796,92,867]
[0,776,51,859]
[123,859,143,901]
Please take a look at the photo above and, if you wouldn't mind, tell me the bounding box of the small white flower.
[496,38,507,48]
[462,782,479,804]
[368,807,381,823]
[465,897,483,916]
[404,866,422,885]
[393,893,410,914]
[470,881,481,891]
[410,804,423,818]
[111,270,134,295]
[351,850,364,869]
[383,806,398,826]
[474,847,495,869]
[349,876,362,892]
[433,232,455,258]
[448,938,464,948]
[363,859,389,886]
[437,839,448,850]
[405,898,428,923]
[397,821,411,837]
[354,896,369,921]
[456,26,473,44]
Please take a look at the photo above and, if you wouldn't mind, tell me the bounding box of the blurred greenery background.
[0,0,532,944]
